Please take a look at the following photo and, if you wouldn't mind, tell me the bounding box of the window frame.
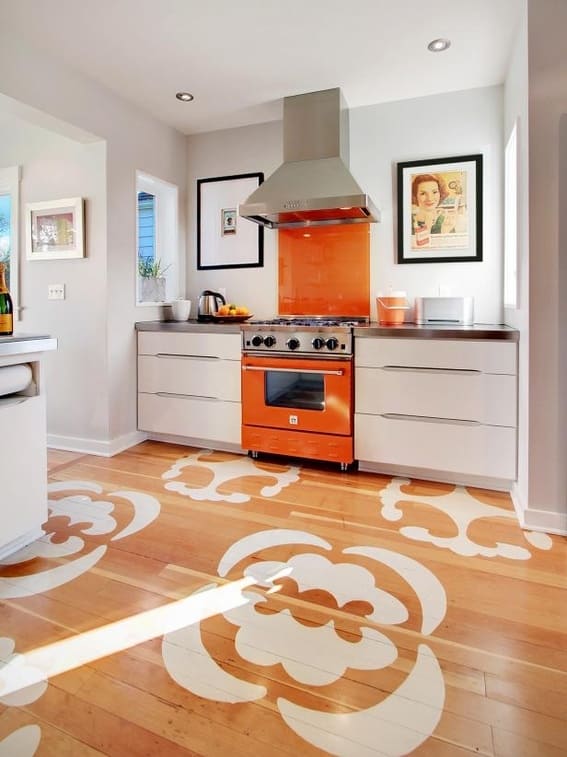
[0,166,21,319]
[504,120,519,309]
[135,171,180,306]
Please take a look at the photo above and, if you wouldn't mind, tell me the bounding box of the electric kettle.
[197,290,226,321]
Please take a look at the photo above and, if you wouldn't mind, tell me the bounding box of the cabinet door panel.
[1,395,47,549]
[355,366,516,426]
[355,413,516,479]
[138,331,241,360]
[138,355,240,402]
[355,338,517,374]
[138,394,241,444]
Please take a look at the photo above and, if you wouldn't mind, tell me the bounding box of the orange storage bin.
[376,292,409,325]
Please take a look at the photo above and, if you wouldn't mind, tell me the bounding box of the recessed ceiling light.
[427,38,451,53]
[175,92,194,102]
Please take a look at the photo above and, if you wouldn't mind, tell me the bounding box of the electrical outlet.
[48,284,65,300]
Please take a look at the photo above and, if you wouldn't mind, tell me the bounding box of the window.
[137,191,156,263]
[0,166,20,317]
[504,120,519,309]
[136,171,179,305]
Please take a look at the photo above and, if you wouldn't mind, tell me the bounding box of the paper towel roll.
[0,364,33,397]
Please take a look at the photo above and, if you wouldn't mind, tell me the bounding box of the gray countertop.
[0,333,58,356]
[136,319,519,341]
[136,319,242,334]
[354,323,519,340]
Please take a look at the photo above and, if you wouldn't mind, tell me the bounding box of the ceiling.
[2,0,523,135]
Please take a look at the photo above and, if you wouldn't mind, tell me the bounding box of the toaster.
[414,296,474,325]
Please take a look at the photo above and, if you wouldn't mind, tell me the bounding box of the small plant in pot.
[138,257,170,303]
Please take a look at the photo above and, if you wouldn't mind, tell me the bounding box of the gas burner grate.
[250,317,367,327]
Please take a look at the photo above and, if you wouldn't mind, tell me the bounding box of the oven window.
[265,370,324,411]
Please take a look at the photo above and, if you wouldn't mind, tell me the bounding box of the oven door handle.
[243,366,344,376]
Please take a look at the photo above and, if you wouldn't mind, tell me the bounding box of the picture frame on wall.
[26,197,85,260]
[397,154,483,264]
[197,173,264,270]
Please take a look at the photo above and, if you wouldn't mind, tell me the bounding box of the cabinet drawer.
[138,331,241,360]
[138,355,240,402]
[355,366,516,426]
[355,413,516,480]
[138,393,241,444]
[355,338,517,374]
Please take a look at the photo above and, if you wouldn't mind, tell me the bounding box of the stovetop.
[249,317,367,328]
[242,316,366,355]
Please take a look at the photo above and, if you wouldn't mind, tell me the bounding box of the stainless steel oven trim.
[242,350,353,360]
[243,365,344,376]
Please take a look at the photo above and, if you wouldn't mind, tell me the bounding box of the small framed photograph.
[397,155,483,264]
[221,207,237,236]
[26,197,85,260]
[197,173,263,270]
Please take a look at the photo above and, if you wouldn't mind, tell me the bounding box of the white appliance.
[414,296,474,325]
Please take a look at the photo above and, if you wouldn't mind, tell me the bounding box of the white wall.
[524,0,567,531]
[559,112,567,523]
[351,86,503,323]
[0,117,108,441]
[186,87,504,324]
[0,33,187,454]
[186,121,282,317]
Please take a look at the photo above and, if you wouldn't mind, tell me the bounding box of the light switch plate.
[48,284,65,300]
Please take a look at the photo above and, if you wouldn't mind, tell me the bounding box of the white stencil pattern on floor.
[162,528,447,756]
[379,478,553,559]
[162,450,300,503]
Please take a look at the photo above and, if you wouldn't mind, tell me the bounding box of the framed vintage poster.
[197,173,264,270]
[26,197,85,260]
[397,154,483,264]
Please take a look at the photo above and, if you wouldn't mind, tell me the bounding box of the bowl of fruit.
[213,304,253,323]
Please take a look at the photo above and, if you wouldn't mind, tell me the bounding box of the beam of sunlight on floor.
[0,565,292,699]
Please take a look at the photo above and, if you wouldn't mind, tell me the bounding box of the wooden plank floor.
[1,441,566,756]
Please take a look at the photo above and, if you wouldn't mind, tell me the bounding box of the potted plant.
[138,257,170,303]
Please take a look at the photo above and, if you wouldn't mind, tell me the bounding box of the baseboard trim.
[508,481,567,535]
[47,430,147,457]
[146,431,245,455]
[0,526,44,560]
[357,460,513,492]
[521,507,567,536]
[509,481,526,528]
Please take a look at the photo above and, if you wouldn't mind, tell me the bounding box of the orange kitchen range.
[241,318,359,469]
[241,224,370,469]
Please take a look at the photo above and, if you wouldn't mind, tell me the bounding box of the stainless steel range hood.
[239,88,380,229]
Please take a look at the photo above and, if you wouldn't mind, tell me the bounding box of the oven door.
[242,354,352,435]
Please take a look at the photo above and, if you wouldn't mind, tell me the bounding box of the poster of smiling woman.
[397,154,483,264]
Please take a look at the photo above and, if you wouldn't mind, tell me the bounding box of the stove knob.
[251,335,264,347]
[287,337,300,351]
[312,337,325,350]
[264,336,276,348]
[326,337,339,351]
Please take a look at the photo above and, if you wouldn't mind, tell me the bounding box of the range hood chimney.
[239,88,380,229]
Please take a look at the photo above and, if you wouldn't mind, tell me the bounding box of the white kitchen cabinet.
[137,330,242,449]
[0,336,57,559]
[354,337,518,486]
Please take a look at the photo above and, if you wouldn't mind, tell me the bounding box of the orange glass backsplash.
[278,225,370,316]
